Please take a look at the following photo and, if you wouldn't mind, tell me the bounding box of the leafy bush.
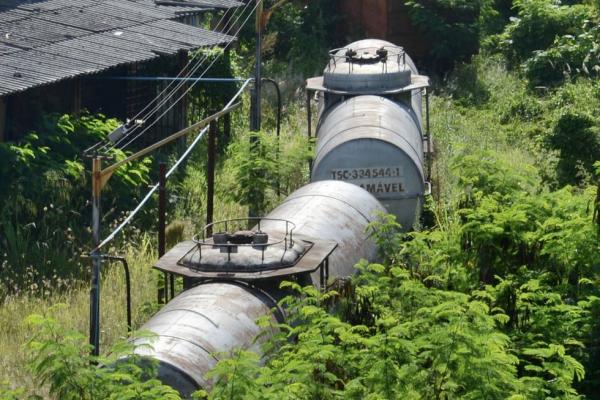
[524,22,600,85]
[405,0,488,69]
[0,114,152,296]
[23,304,181,400]
[263,0,340,77]
[204,276,523,399]
[499,0,590,65]
[223,129,311,216]
[547,110,600,186]
[203,151,599,397]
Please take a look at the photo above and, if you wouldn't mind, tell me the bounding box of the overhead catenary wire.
[117,4,246,127]
[118,0,262,149]
[89,3,249,155]
[92,78,252,252]
[125,7,235,123]
[115,0,260,151]
[104,0,260,152]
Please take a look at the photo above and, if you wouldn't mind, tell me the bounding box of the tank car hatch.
[182,219,305,272]
[153,217,337,282]
[306,40,429,97]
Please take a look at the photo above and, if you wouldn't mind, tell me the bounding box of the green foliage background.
[0,0,599,398]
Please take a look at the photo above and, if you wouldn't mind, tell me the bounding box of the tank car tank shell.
[134,181,386,397]
[259,180,387,280]
[132,282,278,398]
[311,95,425,230]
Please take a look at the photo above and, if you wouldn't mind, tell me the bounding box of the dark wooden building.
[338,0,429,61]
[0,0,241,142]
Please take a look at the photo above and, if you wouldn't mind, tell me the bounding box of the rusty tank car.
[134,40,430,397]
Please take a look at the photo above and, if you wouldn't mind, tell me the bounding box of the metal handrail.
[326,45,406,72]
[193,217,295,246]
[190,218,296,265]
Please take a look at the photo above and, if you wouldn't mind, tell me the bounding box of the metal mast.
[248,0,263,220]
[87,104,240,356]
[250,0,263,132]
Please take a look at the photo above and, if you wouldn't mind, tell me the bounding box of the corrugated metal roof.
[152,0,244,11]
[0,0,239,96]
[0,0,242,13]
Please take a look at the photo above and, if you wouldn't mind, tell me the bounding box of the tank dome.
[323,39,412,93]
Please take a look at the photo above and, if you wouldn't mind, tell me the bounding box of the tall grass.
[0,237,159,395]
[0,88,313,396]
[431,55,538,206]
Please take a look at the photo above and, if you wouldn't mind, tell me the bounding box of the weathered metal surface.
[0,0,237,97]
[259,181,387,280]
[133,282,279,397]
[307,39,426,129]
[154,238,337,280]
[306,74,429,97]
[179,237,306,271]
[149,0,242,11]
[344,39,423,124]
[143,181,382,396]
[323,40,411,93]
[311,96,425,229]
[345,39,419,75]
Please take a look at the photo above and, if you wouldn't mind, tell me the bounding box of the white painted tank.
[311,95,425,230]
[134,181,386,397]
[260,180,387,280]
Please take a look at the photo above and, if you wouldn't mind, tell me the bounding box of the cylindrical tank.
[321,39,423,125]
[133,282,279,398]
[345,39,422,125]
[260,180,387,280]
[134,181,386,397]
[311,96,425,230]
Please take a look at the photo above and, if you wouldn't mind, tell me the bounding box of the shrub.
[0,113,152,296]
[24,305,181,399]
[223,129,311,216]
[524,22,600,86]
[405,0,488,70]
[500,0,590,65]
[263,0,340,77]
[547,110,600,186]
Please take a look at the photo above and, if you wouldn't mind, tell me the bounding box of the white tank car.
[307,39,431,229]
[133,39,430,398]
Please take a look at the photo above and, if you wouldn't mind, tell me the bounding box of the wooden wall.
[0,98,5,142]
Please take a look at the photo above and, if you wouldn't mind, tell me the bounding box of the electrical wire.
[115,0,260,151]
[126,7,234,123]
[90,3,250,154]
[90,8,235,155]
[93,78,252,252]
[117,5,245,129]
[106,1,259,151]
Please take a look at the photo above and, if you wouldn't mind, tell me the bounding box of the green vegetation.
[0,240,160,398]
[1,0,600,398]
[0,114,152,297]
[405,0,487,69]
[200,53,600,398]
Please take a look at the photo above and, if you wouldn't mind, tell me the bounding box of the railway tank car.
[134,181,386,397]
[131,39,430,398]
[307,39,431,230]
